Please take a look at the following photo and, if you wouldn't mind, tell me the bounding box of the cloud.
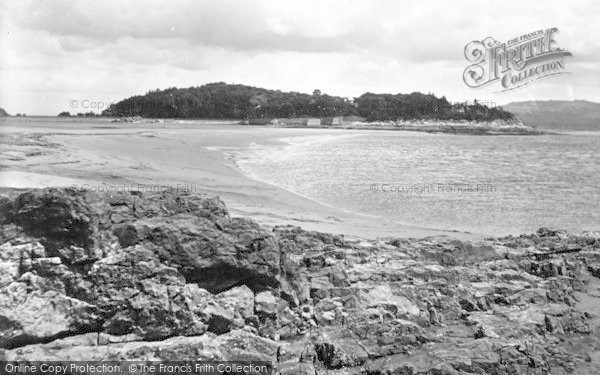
[0,0,599,114]
[15,0,355,53]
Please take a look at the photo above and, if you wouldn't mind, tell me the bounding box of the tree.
[106,82,513,122]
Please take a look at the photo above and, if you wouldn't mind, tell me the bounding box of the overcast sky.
[1,0,599,115]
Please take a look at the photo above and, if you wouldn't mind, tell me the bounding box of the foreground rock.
[1,188,599,374]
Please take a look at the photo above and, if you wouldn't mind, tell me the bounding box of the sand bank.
[0,118,481,240]
[0,171,90,189]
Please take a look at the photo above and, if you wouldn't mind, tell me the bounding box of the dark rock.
[1,188,599,374]
[8,188,110,258]
[588,263,600,278]
[203,304,234,334]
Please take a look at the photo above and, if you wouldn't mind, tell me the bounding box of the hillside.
[103,82,514,122]
[0,107,9,116]
[504,100,600,131]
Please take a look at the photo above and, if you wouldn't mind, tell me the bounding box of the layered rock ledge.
[0,188,599,374]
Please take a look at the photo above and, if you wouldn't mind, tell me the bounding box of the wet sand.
[0,117,481,240]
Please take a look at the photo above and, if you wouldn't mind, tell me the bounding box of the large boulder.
[1,330,278,362]
[0,188,305,349]
[6,188,111,259]
[88,245,210,339]
[358,284,420,317]
[215,285,255,320]
[0,287,101,348]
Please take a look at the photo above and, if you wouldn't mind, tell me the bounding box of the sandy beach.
[0,117,478,240]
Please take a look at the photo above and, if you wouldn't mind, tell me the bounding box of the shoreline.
[1,118,595,240]
[0,116,551,135]
[112,116,551,135]
[224,134,489,235]
[265,121,550,135]
[0,119,485,240]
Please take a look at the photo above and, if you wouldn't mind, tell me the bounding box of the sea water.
[237,131,600,235]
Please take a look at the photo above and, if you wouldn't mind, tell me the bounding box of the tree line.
[99,82,514,122]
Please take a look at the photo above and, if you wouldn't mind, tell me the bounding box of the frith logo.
[463,28,573,92]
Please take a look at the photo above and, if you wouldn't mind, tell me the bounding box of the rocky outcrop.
[1,188,599,374]
[271,118,544,135]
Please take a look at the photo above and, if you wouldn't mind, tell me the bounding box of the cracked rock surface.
[1,188,599,374]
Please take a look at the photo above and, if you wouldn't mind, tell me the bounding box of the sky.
[1,0,599,115]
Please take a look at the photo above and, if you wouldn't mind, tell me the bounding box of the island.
[101,82,541,135]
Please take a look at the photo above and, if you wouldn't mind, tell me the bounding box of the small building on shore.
[306,118,321,126]
[321,116,343,126]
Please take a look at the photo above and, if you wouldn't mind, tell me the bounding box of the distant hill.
[0,108,9,117]
[503,100,600,131]
[104,82,514,122]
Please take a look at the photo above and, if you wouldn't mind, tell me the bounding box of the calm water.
[1,117,598,235]
[237,131,600,235]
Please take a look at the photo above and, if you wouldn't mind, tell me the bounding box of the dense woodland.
[100,82,514,122]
